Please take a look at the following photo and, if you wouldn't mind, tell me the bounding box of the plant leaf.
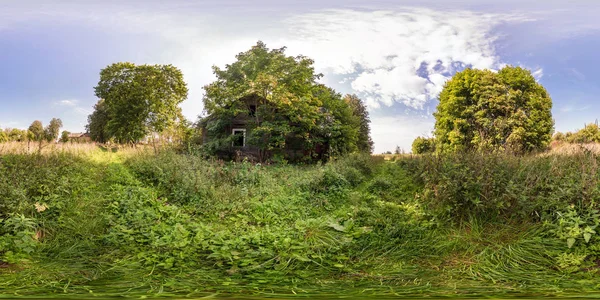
[584,233,592,243]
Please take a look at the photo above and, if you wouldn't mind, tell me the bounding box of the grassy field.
[1,143,600,298]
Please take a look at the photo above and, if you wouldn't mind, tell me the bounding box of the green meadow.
[1,144,600,298]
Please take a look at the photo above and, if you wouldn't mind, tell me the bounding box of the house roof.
[68,132,89,138]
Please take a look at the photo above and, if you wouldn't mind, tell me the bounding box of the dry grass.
[547,141,600,155]
[374,153,415,161]
[0,141,154,156]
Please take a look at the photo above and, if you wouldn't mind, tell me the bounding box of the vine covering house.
[200,94,328,162]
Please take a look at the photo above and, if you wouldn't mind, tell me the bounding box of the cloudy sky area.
[1,0,599,152]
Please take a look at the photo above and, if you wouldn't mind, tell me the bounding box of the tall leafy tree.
[434,66,553,153]
[313,85,360,156]
[60,131,70,143]
[93,63,188,144]
[28,120,46,152]
[0,130,7,143]
[86,99,111,143]
[28,120,45,142]
[344,94,374,153]
[45,118,63,142]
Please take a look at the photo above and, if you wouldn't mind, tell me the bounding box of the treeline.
[553,122,600,144]
[410,122,600,154]
[0,118,67,144]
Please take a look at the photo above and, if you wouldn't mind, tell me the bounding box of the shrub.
[0,214,38,264]
[103,185,209,270]
[396,152,600,223]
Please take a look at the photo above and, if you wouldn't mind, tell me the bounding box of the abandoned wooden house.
[67,132,91,143]
[201,94,327,162]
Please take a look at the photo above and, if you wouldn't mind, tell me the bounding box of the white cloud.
[74,107,91,115]
[53,99,90,116]
[568,68,586,81]
[280,9,531,109]
[4,2,585,150]
[4,4,530,117]
[560,104,591,113]
[531,67,543,81]
[56,99,77,107]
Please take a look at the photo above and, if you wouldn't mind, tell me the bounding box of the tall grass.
[403,151,600,223]
[1,147,600,297]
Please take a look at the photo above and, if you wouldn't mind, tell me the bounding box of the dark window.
[249,105,257,117]
[232,129,245,147]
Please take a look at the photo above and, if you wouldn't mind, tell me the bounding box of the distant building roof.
[68,132,89,138]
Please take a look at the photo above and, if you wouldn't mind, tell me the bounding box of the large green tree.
[86,99,110,143]
[93,63,188,144]
[44,118,63,142]
[313,85,361,156]
[434,66,553,153]
[28,120,45,142]
[202,41,367,161]
[344,94,373,153]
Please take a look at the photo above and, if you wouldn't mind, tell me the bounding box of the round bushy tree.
[411,136,435,154]
[434,66,553,153]
[94,63,188,144]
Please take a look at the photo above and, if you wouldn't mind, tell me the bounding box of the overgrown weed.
[2,148,600,296]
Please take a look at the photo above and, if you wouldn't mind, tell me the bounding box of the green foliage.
[202,42,370,161]
[6,128,28,142]
[0,214,37,263]
[4,147,600,296]
[545,204,600,273]
[401,152,600,222]
[344,94,374,153]
[103,185,207,270]
[0,130,7,143]
[411,136,435,154]
[24,118,63,146]
[551,205,599,249]
[93,63,189,143]
[60,130,70,143]
[87,99,110,143]
[315,86,361,157]
[434,66,554,154]
[556,123,600,144]
[28,120,45,142]
[553,131,566,142]
[110,152,392,274]
[44,118,63,142]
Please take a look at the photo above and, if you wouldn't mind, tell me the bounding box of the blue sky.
[0,0,599,152]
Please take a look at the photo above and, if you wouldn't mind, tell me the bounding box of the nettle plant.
[0,214,38,264]
[552,205,599,249]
